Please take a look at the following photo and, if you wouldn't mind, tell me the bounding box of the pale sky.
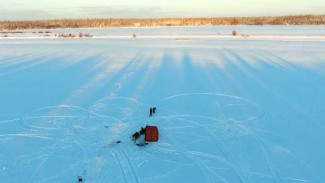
[0,0,324,20]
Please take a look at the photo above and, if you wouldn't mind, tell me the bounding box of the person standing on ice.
[78,176,83,182]
[140,127,146,135]
[149,108,153,117]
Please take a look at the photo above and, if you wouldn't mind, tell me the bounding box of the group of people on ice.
[149,107,156,117]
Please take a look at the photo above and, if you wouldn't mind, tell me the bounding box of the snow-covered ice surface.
[1,26,325,41]
[16,25,325,36]
[0,27,325,183]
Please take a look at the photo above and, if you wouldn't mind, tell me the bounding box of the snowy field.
[0,26,325,183]
[1,26,325,41]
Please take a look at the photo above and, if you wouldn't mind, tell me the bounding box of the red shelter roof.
[145,125,159,142]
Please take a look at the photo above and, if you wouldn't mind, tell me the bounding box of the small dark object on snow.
[78,176,83,182]
[136,142,149,146]
[116,140,121,144]
[149,108,153,117]
[132,132,140,141]
[139,127,146,135]
[153,107,156,113]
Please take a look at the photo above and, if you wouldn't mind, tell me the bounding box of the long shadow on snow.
[0,56,103,115]
[223,48,325,183]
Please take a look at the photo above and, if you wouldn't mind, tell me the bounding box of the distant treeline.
[0,15,324,30]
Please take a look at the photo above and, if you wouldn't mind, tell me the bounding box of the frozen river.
[0,27,325,183]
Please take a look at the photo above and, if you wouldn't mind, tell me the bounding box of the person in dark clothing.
[153,107,156,114]
[149,108,153,117]
[139,127,146,135]
[78,176,83,182]
[132,132,140,141]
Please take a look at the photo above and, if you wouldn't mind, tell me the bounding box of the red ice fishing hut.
[145,125,159,142]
